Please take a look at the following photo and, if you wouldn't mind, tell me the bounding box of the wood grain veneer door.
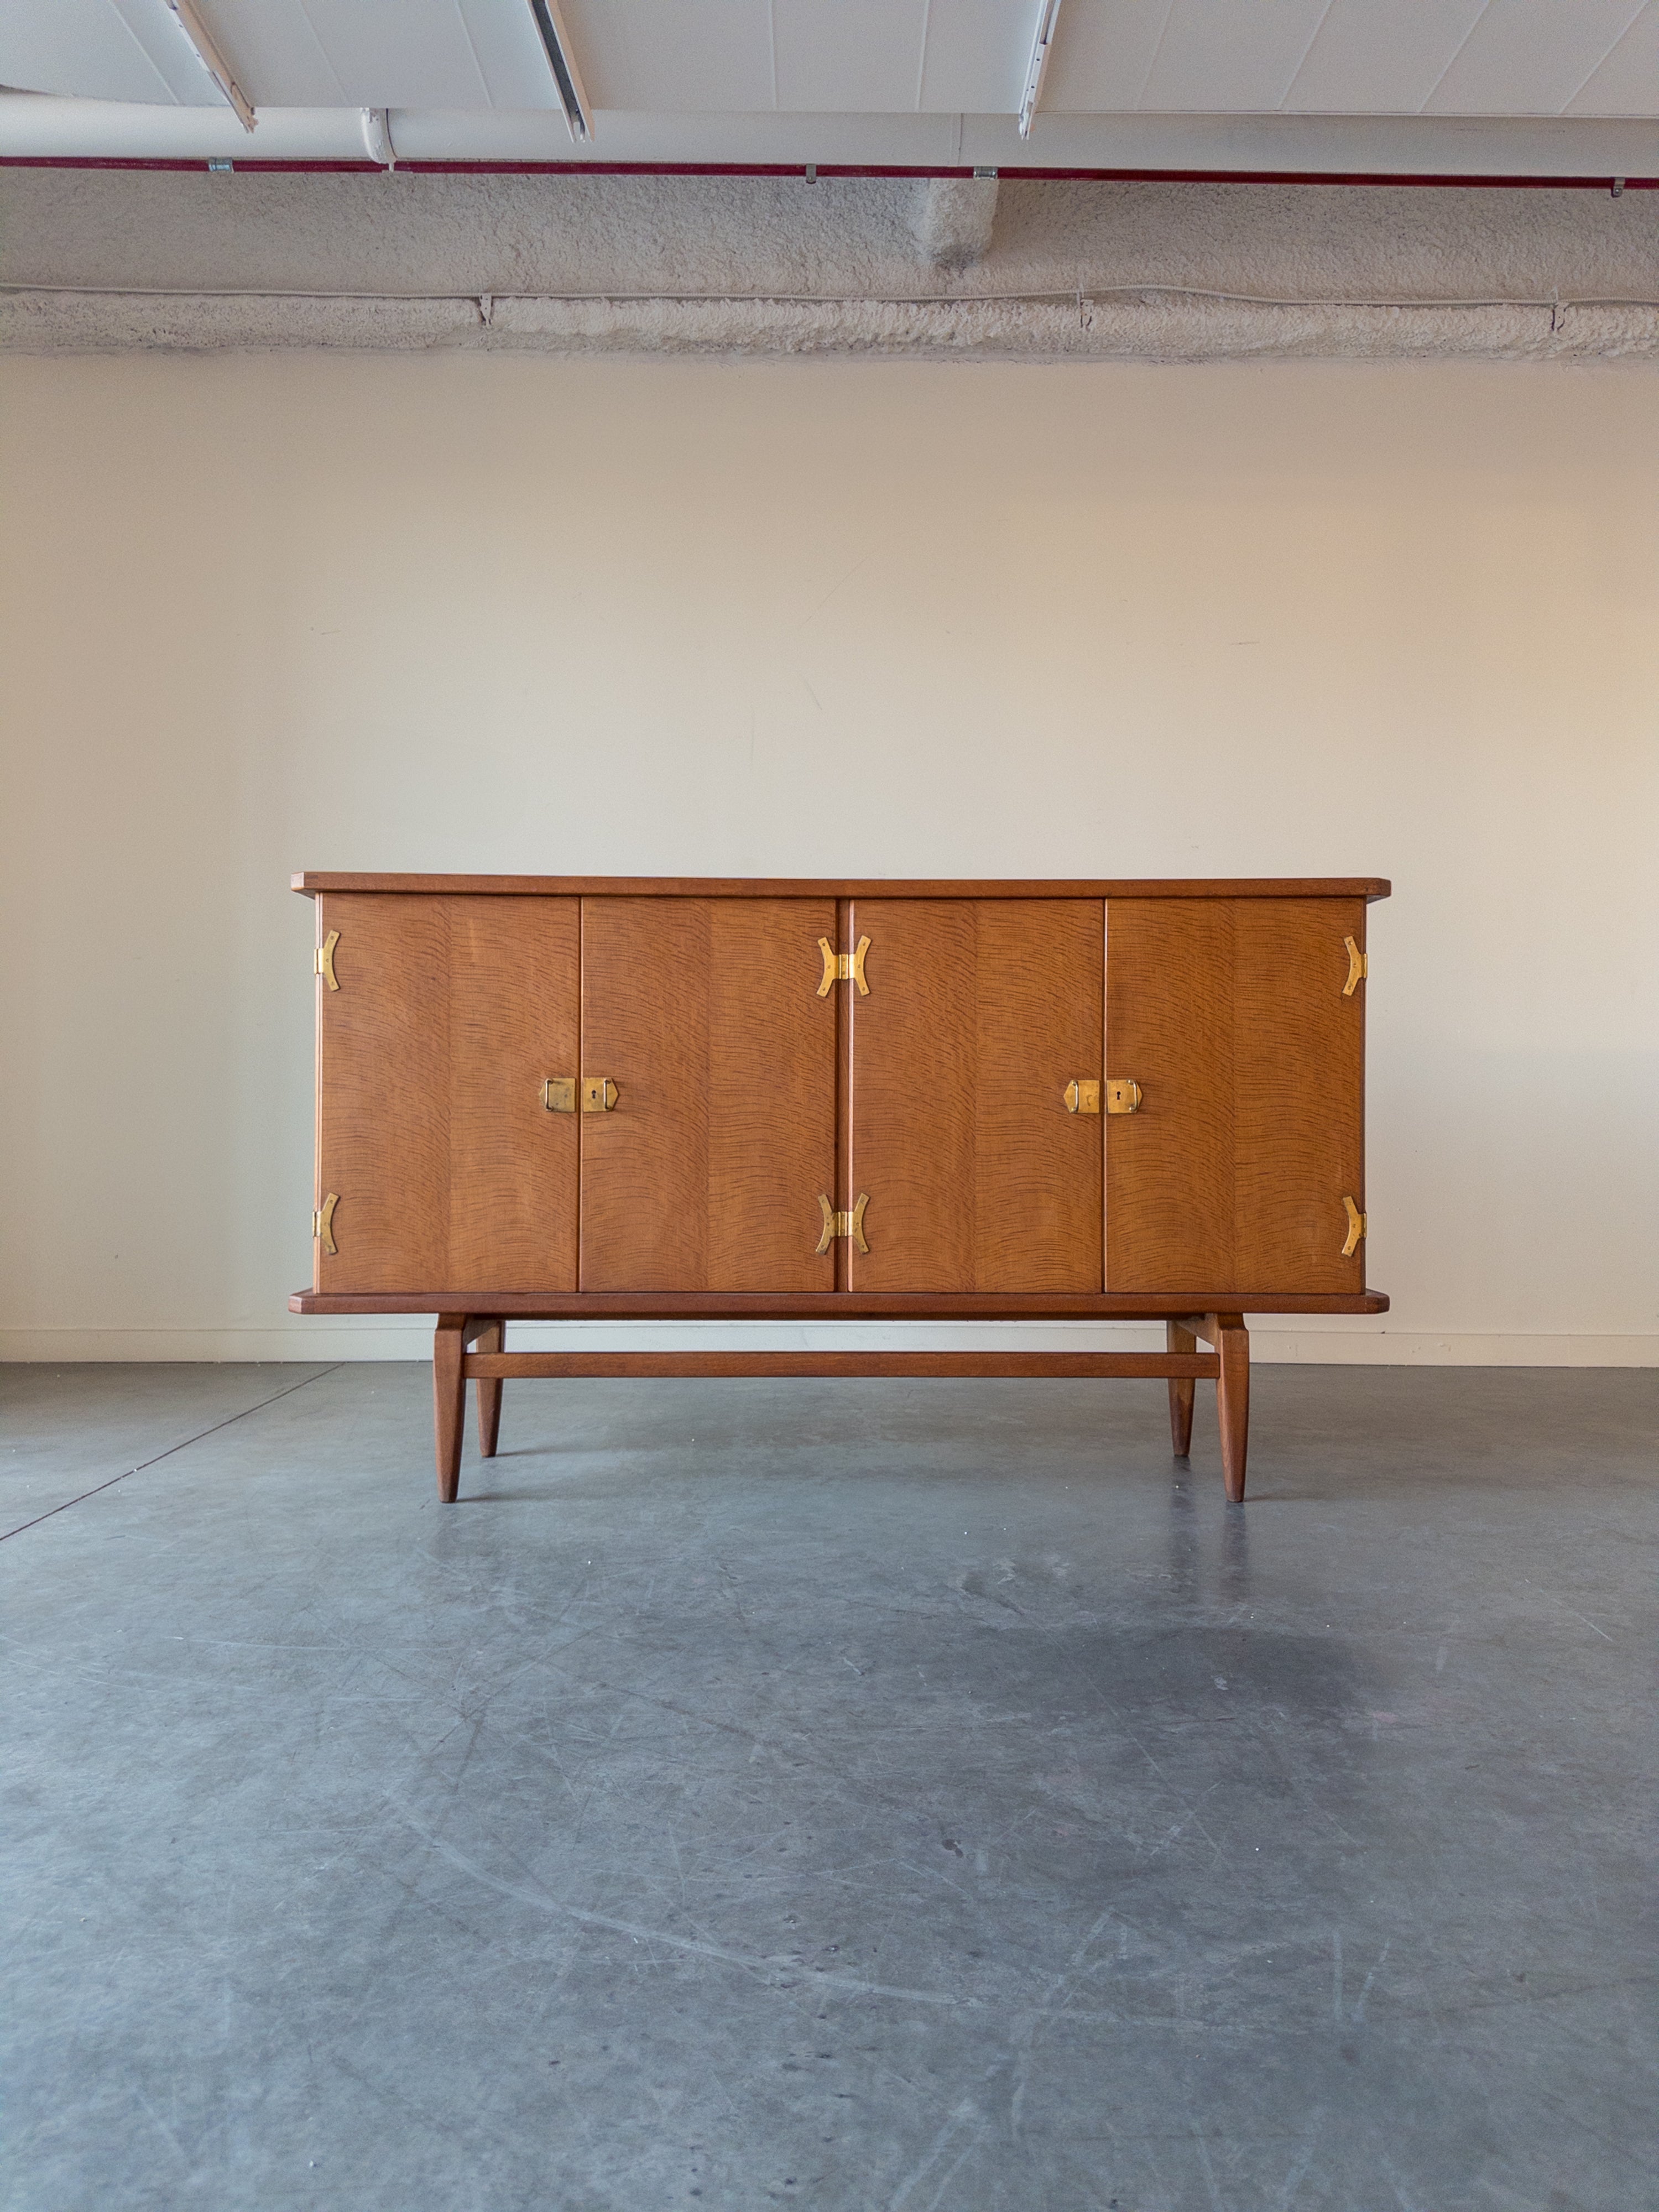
[315,894,579,1294]
[1105,898,1367,1294]
[846,900,1104,1292]
[579,898,838,1291]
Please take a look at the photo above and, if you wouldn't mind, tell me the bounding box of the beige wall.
[2,351,1653,1362]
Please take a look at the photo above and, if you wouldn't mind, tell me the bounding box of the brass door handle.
[582,1077,619,1113]
[1342,1195,1367,1257]
[1063,1079,1100,1115]
[542,1077,576,1113]
[1105,1078,1142,1114]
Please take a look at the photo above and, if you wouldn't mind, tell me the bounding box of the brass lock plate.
[1105,1078,1143,1115]
[542,1077,576,1114]
[582,1076,619,1113]
[1063,1079,1100,1115]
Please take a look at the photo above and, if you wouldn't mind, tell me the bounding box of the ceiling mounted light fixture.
[163,0,255,132]
[1018,0,1065,140]
[527,0,595,145]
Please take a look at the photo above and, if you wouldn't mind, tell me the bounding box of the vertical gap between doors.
[836,896,852,1295]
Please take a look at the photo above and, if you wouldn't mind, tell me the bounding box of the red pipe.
[1,155,1652,186]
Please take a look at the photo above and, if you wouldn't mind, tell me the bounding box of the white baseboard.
[2,1324,1654,1366]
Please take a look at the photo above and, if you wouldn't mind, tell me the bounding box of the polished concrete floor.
[3,1361,1655,2212]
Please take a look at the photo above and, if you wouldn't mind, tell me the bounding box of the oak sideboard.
[290,875,1389,1502]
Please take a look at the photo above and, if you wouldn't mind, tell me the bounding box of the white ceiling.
[2,0,1655,121]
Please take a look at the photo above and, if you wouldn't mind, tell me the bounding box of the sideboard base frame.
[428,1311,1254,1506]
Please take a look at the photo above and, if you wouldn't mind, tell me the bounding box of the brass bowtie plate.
[1343,936,1368,997]
[1105,1078,1143,1115]
[542,1077,576,1114]
[315,931,340,991]
[815,1192,870,1254]
[312,1192,339,1253]
[817,935,870,998]
[1342,1194,1368,1257]
[582,1077,619,1113]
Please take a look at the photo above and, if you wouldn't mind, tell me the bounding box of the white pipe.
[359,109,395,169]
[0,95,1652,178]
[0,98,371,161]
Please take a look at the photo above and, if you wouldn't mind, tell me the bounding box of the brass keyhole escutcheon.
[1105,1078,1143,1115]
[582,1077,619,1113]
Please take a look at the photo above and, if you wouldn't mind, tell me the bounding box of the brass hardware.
[1063,1079,1100,1115]
[312,1192,338,1253]
[582,1076,619,1113]
[1342,1195,1368,1258]
[542,1077,576,1114]
[816,935,870,998]
[815,1191,870,1255]
[1343,936,1368,997]
[315,930,340,991]
[1105,1078,1143,1115]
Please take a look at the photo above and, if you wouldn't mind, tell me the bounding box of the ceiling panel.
[916,0,1030,113]
[1140,0,1335,112]
[560,0,775,113]
[1565,1,1659,113]
[116,0,242,101]
[1425,0,1651,113]
[450,0,558,107]
[3,0,1655,126]
[268,0,492,109]
[0,0,174,103]
[0,0,241,105]
[205,0,348,107]
[771,0,931,112]
[1284,0,1491,114]
[1043,1,1182,112]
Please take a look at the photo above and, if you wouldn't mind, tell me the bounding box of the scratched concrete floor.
[3,1363,1655,2212]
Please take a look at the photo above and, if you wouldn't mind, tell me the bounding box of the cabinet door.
[847,900,1104,1292]
[1105,898,1367,1294]
[315,894,580,1293]
[579,898,838,1292]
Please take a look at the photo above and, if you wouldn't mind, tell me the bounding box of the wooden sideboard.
[290,875,1389,1502]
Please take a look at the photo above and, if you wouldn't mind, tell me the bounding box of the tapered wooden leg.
[1166,1320,1197,1457]
[434,1313,468,1503]
[1210,1312,1250,1504]
[475,1319,503,1458]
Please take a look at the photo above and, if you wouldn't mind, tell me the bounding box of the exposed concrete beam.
[2,173,1653,361]
[5,288,1650,362]
[908,178,999,270]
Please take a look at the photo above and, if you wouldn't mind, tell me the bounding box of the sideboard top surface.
[293,874,1391,901]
